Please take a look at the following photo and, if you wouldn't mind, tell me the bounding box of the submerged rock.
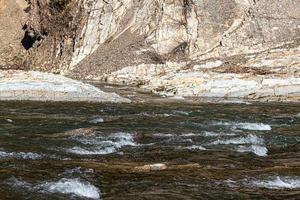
[0,70,130,103]
[134,163,168,172]
[51,127,97,138]
[133,163,201,172]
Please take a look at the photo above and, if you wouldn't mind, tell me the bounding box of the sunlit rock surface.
[1,0,300,101]
[102,63,300,101]
[0,70,130,103]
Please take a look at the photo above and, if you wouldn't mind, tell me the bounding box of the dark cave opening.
[21,30,38,50]
[21,24,45,50]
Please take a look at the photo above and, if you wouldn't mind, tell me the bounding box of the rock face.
[0,0,299,101]
[0,70,130,103]
[0,0,28,69]
[102,62,300,101]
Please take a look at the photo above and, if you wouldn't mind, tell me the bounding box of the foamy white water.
[109,132,136,148]
[211,134,268,156]
[7,177,32,189]
[172,110,190,116]
[67,146,116,155]
[0,151,42,160]
[182,145,206,150]
[236,123,271,131]
[62,167,94,175]
[252,176,300,189]
[153,133,173,138]
[180,133,197,137]
[203,131,236,137]
[202,131,221,137]
[6,119,13,123]
[180,131,235,138]
[42,178,100,199]
[237,145,268,156]
[68,132,136,155]
[212,134,264,145]
[215,122,271,131]
[89,118,104,124]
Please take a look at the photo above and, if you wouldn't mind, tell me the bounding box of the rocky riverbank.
[100,61,300,102]
[0,70,130,103]
[0,69,299,103]
[0,0,299,102]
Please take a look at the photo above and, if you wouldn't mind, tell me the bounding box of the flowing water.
[0,87,300,199]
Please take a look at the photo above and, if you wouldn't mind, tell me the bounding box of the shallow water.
[0,95,300,199]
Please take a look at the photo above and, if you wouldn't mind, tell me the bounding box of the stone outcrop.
[0,70,130,103]
[101,62,300,101]
[0,0,299,101]
[0,0,28,69]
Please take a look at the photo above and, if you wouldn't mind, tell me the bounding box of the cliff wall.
[1,0,300,100]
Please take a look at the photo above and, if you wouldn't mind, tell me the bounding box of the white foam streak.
[42,178,100,199]
[173,110,190,116]
[182,145,206,150]
[203,131,236,137]
[252,176,300,189]
[7,177,32,189]
[67,146,116,155]
[153,133,173,138]
[109,132,136,148]
[215,122,272,131]
[237,123,271,131]
[237,145,268,157]
[212,134,264,145]
[89,118,104,124]
[211,134,268,156]
[68,132,136,155]
[180,133,197,137]
[0,151,42,160]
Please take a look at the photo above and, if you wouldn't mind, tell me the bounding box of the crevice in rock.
[49,0,71,13]
[21,25,45,50]
[171,42,188,55]
[21,30,37,50]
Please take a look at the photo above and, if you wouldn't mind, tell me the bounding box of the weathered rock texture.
[1,0,300,100]
[0,70,130,103]
[102,61,300,101]
[0,0,28,69]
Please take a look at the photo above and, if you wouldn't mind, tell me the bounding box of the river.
[0,86,299,199]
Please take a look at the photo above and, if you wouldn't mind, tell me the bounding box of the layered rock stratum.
[0,0,299,101]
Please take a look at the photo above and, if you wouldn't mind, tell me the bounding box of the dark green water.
[0,99,299,199]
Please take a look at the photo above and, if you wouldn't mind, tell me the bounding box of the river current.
[0,86,299,199]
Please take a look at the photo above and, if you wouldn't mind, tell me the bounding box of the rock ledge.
[0,70,130,103]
